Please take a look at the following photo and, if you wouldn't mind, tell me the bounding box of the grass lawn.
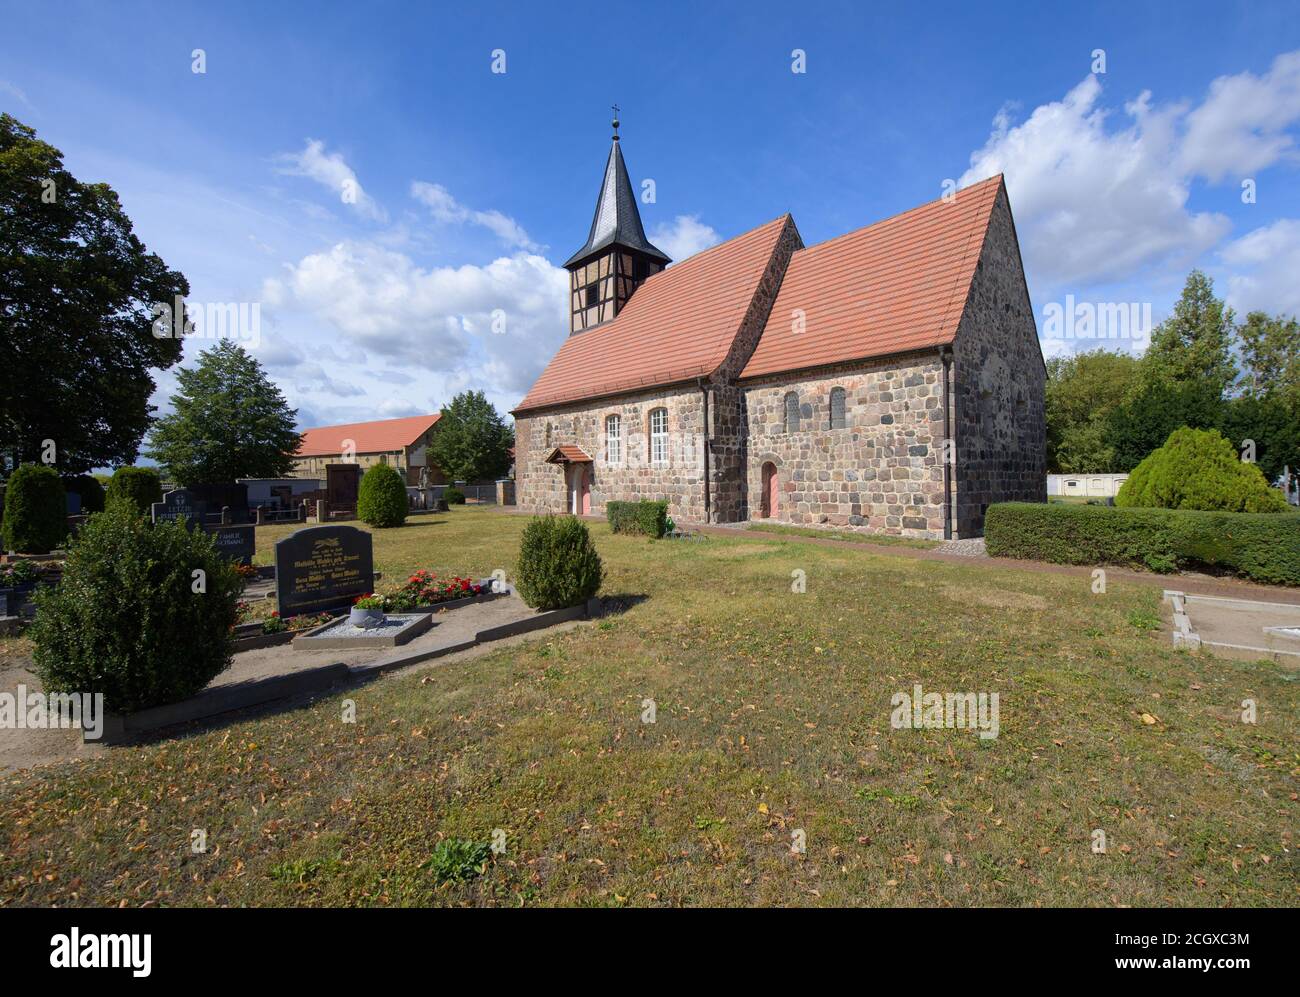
[1,506,1295,907]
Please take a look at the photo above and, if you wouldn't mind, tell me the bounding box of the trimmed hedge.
[515,515,604,610]
[105,466,163,517]
[357,463,408,528]
[2,464,67,554]
[30,506,241,712]
[607,499,669,538]
[443,487,466,505]
[985,502,1300,585]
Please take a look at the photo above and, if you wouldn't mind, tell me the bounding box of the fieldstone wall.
[951,186,1046,536]
[514,384,707,521]
[741,353,947,537]
[708,218,804,522]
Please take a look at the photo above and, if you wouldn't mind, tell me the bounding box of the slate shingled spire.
[563,116,670,269]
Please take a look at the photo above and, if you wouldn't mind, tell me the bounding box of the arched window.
[649,407,669,464]
[605,414,622,464]
[783,391,800,433]
[829,387,846,429]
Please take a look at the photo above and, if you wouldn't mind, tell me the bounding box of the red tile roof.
[545,445,593,463]
[514,215,792,413]
[296,414,440,457]
[740,175,1003,380]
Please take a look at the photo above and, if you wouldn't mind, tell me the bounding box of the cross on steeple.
[611,104,620,140]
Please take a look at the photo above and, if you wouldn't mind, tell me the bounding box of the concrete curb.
[96,662,352,745]
[1163,589,1202,650]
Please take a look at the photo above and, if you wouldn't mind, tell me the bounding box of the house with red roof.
[513,119,1045,538]
[292,413,443,486]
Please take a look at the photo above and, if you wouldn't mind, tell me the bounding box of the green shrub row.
[606,499,669,538]
[985,502,1300,585]
[443,486,466,505]
[105,466,163,517]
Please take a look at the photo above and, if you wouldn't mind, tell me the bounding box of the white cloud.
[276,139,385,222]
[649,214,720,263]
[1179,51,1300,182]
[261,240,568,412]
[960,75,1230,290]
[1219,218,1300,318]
[410,181,538,251]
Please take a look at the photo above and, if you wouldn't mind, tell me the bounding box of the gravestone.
[204,523,256,567]
[189,482,250,524]
[151,488,202,528]
[326,463,361,517]
[274,524,373,617]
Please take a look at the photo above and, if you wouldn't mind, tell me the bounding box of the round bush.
[357,463,408,528]
[105,466,163,517]
[1,464,67,554]
[65,474,106,514]
[514,514,603,610]
[30,506,240,713]
[443,486,466,505]
[1116,427,1288,513]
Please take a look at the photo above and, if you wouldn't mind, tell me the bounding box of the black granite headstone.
[151,489,202,528]
[204,523,256,567]
[274,525,373,616]
[189,483,250,524]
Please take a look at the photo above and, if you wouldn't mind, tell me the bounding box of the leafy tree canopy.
[0,114,187,475]
[145,341,299,485]
[1141,269,1238,395]
[1045,350,1141,473]
[427,390,513,483]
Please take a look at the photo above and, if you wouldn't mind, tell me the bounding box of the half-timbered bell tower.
[564,110,671,335]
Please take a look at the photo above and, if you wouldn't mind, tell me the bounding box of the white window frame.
[606,414,622,465]
[649,408,669,465]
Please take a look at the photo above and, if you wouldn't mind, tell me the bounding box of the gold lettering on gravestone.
[292,537,364,600]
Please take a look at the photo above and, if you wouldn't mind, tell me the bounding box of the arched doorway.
[760,461,778,519]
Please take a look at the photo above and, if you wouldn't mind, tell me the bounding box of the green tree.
[1104,378,1222,472]
[1218,393,1299,485]
[428,390,513,483]
[1045,350,1142,472]
[145,341,299,485]
[1141,270,1237,395]
[1237,311,1299,403]
[0,114,187,475]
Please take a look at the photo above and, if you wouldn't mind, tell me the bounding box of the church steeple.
[564,110,670,334]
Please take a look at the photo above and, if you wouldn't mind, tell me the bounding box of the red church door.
[761,462,778,519]
[578,464,591,515]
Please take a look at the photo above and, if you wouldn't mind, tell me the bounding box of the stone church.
[513,120,1045,538]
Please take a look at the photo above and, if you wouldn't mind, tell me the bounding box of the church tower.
[564,111,670,335]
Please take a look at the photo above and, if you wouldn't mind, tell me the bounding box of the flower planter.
[349,606,385,629]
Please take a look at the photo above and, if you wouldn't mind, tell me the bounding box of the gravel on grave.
[312,615,423,638]
[210,592,539,687]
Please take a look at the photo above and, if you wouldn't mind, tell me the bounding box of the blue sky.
[4,0,1300,432]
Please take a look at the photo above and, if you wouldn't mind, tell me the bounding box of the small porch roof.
[544,445,593,464]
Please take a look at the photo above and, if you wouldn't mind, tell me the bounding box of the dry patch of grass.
[0,507,1294,907]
